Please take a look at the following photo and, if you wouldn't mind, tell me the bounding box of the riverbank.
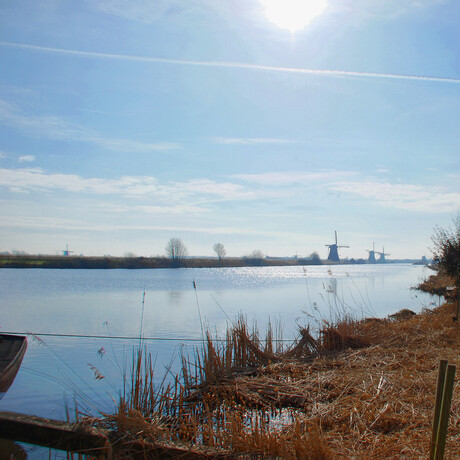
[417,271,456,297]
[0,254,422,269]
[0,254,323,269]
[85,297,459,457]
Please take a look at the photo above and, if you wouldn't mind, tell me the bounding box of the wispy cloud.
[330,180,460,213]
[88,201,210,215]
[135,204,209,214]
[2,165,456,231]
[330,0,447,25]
[95,0,230,24]
[95,0,446,27]
[233,170,359,186]
[232,171,459,214]
[2,41,460,85]
[1,214,310,240]
[0,167,160,196]
[172,179,252,199]
[211,137,295,145]
[1,216,89,231]
[0,168,253,205]
[89,137,178,152]
[18,155,35,162]
[97,0,171,23]
[0,99,179,152]
[0,100,81,139]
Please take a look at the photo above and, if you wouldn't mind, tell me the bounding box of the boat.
[0,334,27,398]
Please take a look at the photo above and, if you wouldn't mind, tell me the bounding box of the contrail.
[2,41,460,85]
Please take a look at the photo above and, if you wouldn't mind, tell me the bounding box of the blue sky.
[0,0,459,259]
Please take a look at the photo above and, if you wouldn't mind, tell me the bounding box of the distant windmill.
[325,231,349,263]
[376,246,390,263]
[62,244,73,256]
[367,242,377,264]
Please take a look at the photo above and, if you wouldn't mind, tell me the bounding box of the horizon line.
[2,41,460,85]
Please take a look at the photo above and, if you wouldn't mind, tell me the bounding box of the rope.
[1,331,295,342]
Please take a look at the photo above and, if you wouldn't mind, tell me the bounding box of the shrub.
[431,216,460,281]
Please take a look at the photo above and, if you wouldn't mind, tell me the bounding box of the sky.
[0,0,459,259]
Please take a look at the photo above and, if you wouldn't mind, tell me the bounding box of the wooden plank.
[0,411,108,454]
[0,411,275,458]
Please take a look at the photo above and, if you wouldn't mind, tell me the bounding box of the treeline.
[0,254,323,269]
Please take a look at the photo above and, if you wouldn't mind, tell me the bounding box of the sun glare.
[260,0,328,32]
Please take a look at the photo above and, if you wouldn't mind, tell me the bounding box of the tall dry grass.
[96,302,459,458]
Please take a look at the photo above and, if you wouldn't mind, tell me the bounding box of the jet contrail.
[2,41,460,85]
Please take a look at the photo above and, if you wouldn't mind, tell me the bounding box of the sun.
[260,0,328,32]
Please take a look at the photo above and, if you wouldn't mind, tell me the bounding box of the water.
[0,264,435,457]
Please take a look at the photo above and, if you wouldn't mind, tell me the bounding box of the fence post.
[430,360,456,459]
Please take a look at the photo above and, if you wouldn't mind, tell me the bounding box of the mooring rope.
[0,331,294,342]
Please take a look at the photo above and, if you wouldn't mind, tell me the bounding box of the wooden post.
[430,360,447,458]
[430,361,456,459]
[455,263,460,321]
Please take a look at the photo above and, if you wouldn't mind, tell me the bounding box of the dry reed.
[93,301,459,458]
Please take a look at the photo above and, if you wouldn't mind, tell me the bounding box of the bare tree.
[244,249,264,266]
[213,243,226,260]
[309,251,322,264]
[431,216,460,280]
[247,250,264,260]
[165,238,188,263]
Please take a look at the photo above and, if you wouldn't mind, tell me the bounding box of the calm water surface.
[0,264,435,456]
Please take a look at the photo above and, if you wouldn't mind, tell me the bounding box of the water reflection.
[168,290,184,305]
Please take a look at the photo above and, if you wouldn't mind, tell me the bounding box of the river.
[0,264,435,457]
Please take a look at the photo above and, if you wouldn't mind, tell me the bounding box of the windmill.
[367,242,377,264]
[62,244,74,256]
[325,231,349,263]
[376,246,390,263]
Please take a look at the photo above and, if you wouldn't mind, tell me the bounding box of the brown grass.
[417,271,456,297]
[94,303,460,458]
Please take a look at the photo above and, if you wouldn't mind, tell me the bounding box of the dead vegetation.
[93,302,459,459]
[418,272,456,298]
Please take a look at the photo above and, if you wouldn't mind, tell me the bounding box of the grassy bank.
[85,297,459,458]
[0,254,323,269]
